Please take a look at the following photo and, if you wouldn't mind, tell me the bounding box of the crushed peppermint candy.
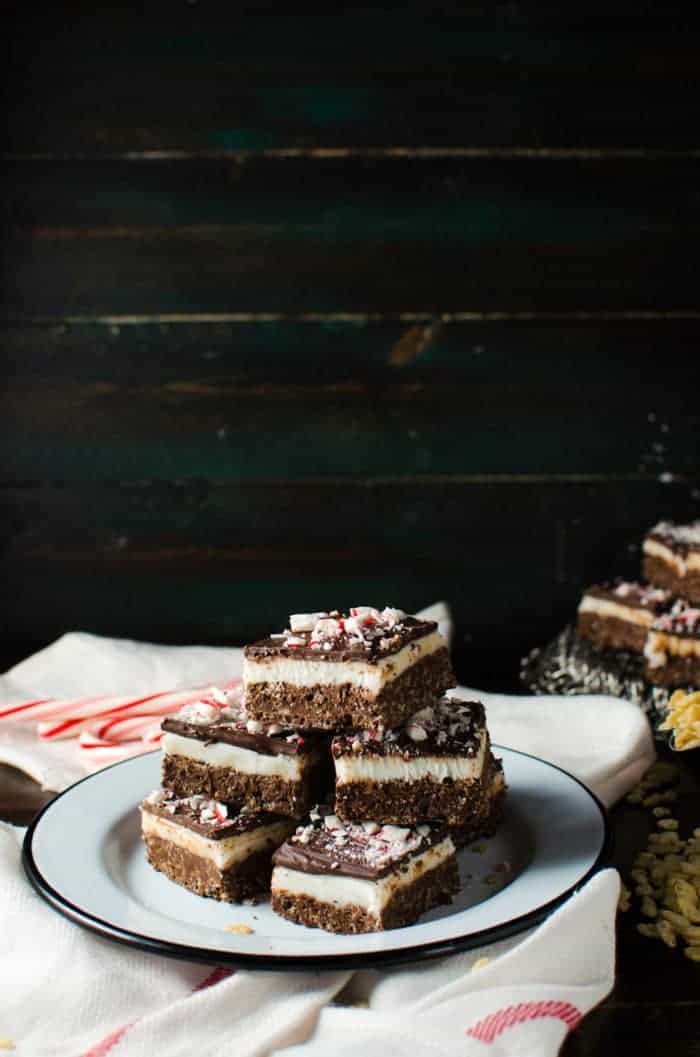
[170,689,305,741]
[143,790,233,827]
[611,582,671,606]
[652,600,700,636]
[648,519,700,549]
[333,697,485,757]
[290,612,328,632]
[288,806,440,871]
[176,699,221,725]
[275,607,411,652]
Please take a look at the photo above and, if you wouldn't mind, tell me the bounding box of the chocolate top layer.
[583,580,673,614]
[141,789,284,840]
[651,599,700,639]
[160,688,314,754]
[161,717,316,757]
[647,519,700,556]
[245,610,438,663]
[272,808,447,879]
[331,697,487,759]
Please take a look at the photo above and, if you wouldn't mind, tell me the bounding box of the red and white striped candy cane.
[0,682,241,740]
[0,678,243,766]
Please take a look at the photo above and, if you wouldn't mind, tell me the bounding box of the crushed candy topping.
[144,789,243,828]
[649,519,700,548]
[612,582,671,606]
[290,612,328,632]
[171,688,302,740]
[279,606,410,652]
[289,806,438,870]
[652,599,700,636]
[334,697,485,756]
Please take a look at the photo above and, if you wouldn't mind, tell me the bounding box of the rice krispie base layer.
[161,754,321,818]
[644,555,700,607]
[334,750,502,828]
[577,612,647,653]
[270,855,459,934]
[144,834,276,902]
[244,647,455,731]
[450,777,506,848]
[645,655,700,688]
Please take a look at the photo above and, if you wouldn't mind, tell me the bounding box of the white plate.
[23,747,609,970]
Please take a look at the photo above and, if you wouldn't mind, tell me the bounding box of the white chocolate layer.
[645,631,700,668]
[161,732,303,780]
[334,732,487,785]
[644,538,700,575]
[243,630,445,695]
[271,837,455,919]
[141,809,292,871]
[578,595,654,628]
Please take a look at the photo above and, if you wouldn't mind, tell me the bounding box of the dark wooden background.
[2,5,699,681]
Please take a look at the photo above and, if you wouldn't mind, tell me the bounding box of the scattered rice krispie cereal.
[626,761,679,804]
[225,923,255,935]
[627,805,700,958]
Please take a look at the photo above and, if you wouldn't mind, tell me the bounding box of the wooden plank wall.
[2,5,699,682]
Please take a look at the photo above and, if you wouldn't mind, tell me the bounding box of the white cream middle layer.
[334,733,487,785]
[271,837,455,918]
[644,538,700,575]
[578,595,654,628]
[162,732,304,779]
[645,632,700,668]
[244,630,445,694]
[141,809,292,870]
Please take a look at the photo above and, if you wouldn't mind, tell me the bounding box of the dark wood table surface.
[3,699,698,1056]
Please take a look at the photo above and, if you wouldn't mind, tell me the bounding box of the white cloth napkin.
[0,605,655,1057]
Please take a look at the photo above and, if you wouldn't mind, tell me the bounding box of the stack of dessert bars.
[140,606,506,933]
[576,519,700,693]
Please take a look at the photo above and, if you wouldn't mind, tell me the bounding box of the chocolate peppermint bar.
[160,688,326,818]
[643,520,700,605]
[271,808,459,933]
[576,581,673,654]
[644,599,700,688]
[332,697,505,832]
[140,790,295,902]
[243,607,455,731]
[450,754,506,847]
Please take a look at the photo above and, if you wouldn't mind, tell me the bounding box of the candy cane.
[77,733,158,767]
[0,681,241,729]
[92,714,167,742]
[1,678,243,766]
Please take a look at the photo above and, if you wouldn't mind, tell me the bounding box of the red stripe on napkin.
[75,967,236,1056]
[466,1000,582,1042]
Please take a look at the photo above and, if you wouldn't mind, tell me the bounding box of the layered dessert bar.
[160,689,325,818]
[271,808,459,933]
[448,754,506,847]
[576,581,672,653]
[644,600,700,688]
[243,607,455,731]
[643,520,700,605]
[331,697,505,833]
[140,789,295,902]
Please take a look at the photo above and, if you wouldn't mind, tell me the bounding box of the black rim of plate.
[22,745,613,971]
